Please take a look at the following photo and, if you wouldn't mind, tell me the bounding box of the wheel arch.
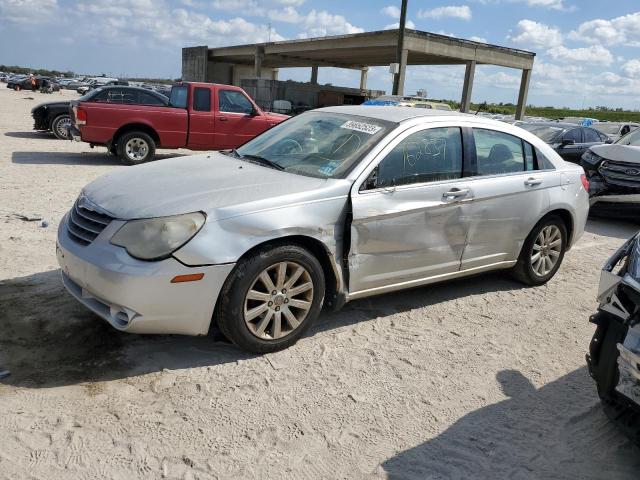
[112,123,160,147]
[544,208,574,248]
[222,235,342,312]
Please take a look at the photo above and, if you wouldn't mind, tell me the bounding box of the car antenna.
[475,101,487,116]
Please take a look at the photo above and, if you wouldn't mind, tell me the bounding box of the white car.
[57,107,590,353]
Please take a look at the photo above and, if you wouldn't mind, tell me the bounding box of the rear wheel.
[215,244,325,353]
[51,114,71,140]
[116,131,156,165]
[512,215,567,286]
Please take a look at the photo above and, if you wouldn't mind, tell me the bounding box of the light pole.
[392,0,408,95]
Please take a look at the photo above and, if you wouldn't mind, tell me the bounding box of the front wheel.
[512,216,567,286]
[116,131,156,165]
[51,114,71,140]
[215,245,325,353]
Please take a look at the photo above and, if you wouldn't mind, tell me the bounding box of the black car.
[587,232,640,446]
[518,122,611,163]
[32,86,169,140]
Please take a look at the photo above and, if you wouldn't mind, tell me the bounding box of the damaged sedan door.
[348,126,471,296]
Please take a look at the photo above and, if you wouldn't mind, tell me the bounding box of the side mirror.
[248,107,260,117]
[605,138,614,144]
[561,139,575,147]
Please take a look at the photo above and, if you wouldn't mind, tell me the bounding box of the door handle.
[219,117,229,122]
[524,177,542,186]
[442,188,470,200]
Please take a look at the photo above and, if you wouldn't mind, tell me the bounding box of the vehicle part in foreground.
[57,106,589,353]
[580,129,640,218]
[587,232,640,446]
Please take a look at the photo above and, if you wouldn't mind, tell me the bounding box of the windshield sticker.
[318,160,341,176]
[340,120,382,135]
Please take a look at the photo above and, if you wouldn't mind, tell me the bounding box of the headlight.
[110,212,205,261]
[581,150,602,166]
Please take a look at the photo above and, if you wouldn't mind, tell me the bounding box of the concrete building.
[183,29,535,118]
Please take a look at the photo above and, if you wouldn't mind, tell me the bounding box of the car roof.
[317,105,468,123]
[521,121,579,129]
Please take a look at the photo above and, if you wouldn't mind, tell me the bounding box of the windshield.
[616,128,640,146]
[518,124,565,143]
[593,124,621,135]
[234,112,396,178]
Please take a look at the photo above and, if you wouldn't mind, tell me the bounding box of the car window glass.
[563,128,582,143]
[138,91,166,106]
[193,87,211,112]
[472,128,526,176]
[535,147,556,169]
[219,90,254,114]
[169,86,188,108]
[523,141,536,171]
[89,89,109,102]
[584,128,602,143]
[371,127,463,188]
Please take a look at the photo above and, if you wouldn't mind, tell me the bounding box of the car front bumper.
[57,213,235,336]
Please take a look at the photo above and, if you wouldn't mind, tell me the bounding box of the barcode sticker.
[340,120,382,135]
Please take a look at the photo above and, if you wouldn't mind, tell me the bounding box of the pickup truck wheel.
[117,131,156,165]
[51,114,71,140]
[215,245,325,354]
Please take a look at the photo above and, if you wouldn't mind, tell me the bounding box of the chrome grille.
[599,161,640,188]
[67,200,114,245]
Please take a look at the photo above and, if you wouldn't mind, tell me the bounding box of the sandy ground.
[1,87,640,479]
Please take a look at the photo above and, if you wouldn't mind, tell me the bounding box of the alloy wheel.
[56,117,71,139]
[243,261,314,340]
[531,225,562,277]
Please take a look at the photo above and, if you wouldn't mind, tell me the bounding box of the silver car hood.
[590,144,640,164]
[82,153,351,220]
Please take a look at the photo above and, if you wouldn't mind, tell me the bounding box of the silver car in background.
[57,106,590,353]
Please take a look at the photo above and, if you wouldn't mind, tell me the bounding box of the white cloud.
[469,35,488,43]
[507,19,562,49]
[569,13,640,47]
[381,5,400,19]
[622,59,640,78]
[268,8,363,36]
[384,20,416,30]
[526,0,569,11]
[546,45,614,66]
[418,6,472,21]
[0,0,58,24]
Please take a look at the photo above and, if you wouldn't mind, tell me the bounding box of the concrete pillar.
[310,65,319,85]
[254,46,265,78]
[272,68,279,81]
[359,67,369,90]
[515,68,532,120]
[396,49,408,96]
[181,46,208,82]
[460,60,476,113]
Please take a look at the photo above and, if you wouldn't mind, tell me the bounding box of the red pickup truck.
[69,82,289,165]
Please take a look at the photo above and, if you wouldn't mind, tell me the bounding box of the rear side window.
[584,128,602,143]
[138,91,166,106]
[563,128,582,143]
[373,127,463,188]
[472,128,526,175]
[219,90,254,114]
[535,147,556,169]
[193,87,211,112]
[169,86,188,109]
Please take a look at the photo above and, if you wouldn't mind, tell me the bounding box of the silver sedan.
[57,106,590,353]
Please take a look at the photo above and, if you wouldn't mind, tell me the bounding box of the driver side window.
[366,127,463,189]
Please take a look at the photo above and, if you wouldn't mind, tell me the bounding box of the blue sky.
[1,0,640,109]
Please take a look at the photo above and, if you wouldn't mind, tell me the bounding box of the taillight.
[580,173,589,192]
[76,107,87,125]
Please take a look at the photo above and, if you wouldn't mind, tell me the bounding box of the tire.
[591,317,627,400]
[512,215,567,286]
[215,244,325,354]
[51,114,71,140]
[116,131,156,165]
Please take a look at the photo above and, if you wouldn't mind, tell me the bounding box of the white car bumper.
[57,213,234,336]
[590,193,640,205]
